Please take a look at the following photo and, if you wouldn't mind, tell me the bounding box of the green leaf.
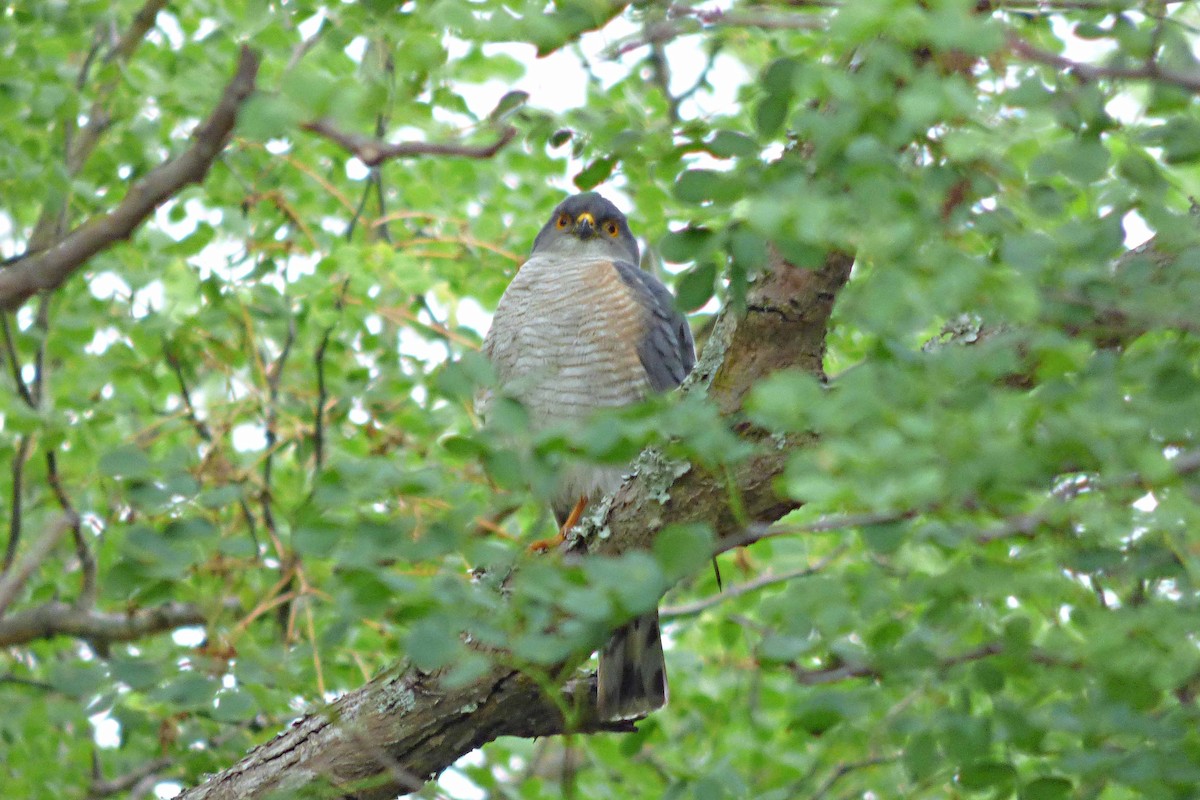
[295,524,340,558]
[152,673,218,708]
[405,619,461,672]
[745,370,824,431]
[660,227,718,263]
[674,260,717,311]
[958,762,1017,792]
[49,662,108,697]
[99,446,153,480]
[793,694,846,735]
[653,524,714,583]
[761,57,799,96]
[585,553,665,616]
[487,90,529,122]
[111,656,163,691]
[861,521,905,555]
[1020,777,1073,800]
[574,157,616,190]
[676,169,739,205]
[755,94,790,137]
[759,633,812,662]
[212,689,257,722]
[707,130,759,159]
[1117,150,1166,189]
[441,653,492,687]
[728,226,768,273]
[237,94,303,141]
[904,732,940,781]
[199,484,242,509]
[1148,117,1200,164]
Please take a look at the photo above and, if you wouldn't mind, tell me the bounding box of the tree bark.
[181,248,854,800]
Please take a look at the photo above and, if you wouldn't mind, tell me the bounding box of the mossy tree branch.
[180,249,854,800]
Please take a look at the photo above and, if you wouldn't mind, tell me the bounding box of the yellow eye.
[556,214,570,229]
[604,221,619,237]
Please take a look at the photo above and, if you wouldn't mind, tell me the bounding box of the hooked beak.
[574,211,596,240]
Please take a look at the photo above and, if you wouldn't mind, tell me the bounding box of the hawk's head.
[530,192,640,264]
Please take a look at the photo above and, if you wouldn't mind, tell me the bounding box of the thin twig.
[810,756,898,800]
[1,314,35,407]
[791,642,1005,685]
[644,6,680,123]
[313,279,351,474]
[110,0,169,64]
[25,292,96,607]
[230,587,299,641]
[725,448,1200,553]
[367,45,396,243]
[401,234,522,263]
[244,190,319,247]
[46,450,95,607]
[361,301,480,350]
[285,29,325,72]
[0,672,57,692]
[4,436,32,571]
[74,24,107,90]
[720,510,915,553]
[0,599,205,647]
[88,756,173,799]
[662,547,847,619]
[0,515,73,617]
[983,0,1191,12]
[1007,30,1200,93]
[297,570,327,696]
[675,46,720,107]
[30,294,50,405]
[269,149,356,214]
[312,332,334,473]
[371,172,391,243]
[261,315,296,538]
[340,725,442,796]
[371,210,468,228]
[239,497,260,550]
[610,5,826,57]
[31,0,169,249]
[165,338,213,441]
[975,448,1200,543]
[259,315,297,638]
[345,174,376,242]
[301,119,518,167]
[60,26,107,192]
[89,718,259,799]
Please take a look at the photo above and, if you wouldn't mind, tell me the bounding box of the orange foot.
[528,495,588,553]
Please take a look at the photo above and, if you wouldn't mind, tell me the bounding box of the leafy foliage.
[3,1,1200,799]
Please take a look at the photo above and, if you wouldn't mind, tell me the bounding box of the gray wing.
[612,260,696,392]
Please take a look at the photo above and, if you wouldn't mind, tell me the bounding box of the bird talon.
[528,495,588,553]
[527,532,566,553]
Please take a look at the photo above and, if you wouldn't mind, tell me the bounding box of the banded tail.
[597,611,667,720]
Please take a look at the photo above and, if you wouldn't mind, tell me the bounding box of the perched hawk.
[483,192,696,720]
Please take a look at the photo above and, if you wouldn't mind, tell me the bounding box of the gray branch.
[0,46,260,310]
[661,548,848,620]
[0,514,73,617]
[0,600,205,647]
[301,119,518,167]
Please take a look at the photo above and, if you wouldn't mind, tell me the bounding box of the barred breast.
[484,254,653,514]
[485,254,652,427]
